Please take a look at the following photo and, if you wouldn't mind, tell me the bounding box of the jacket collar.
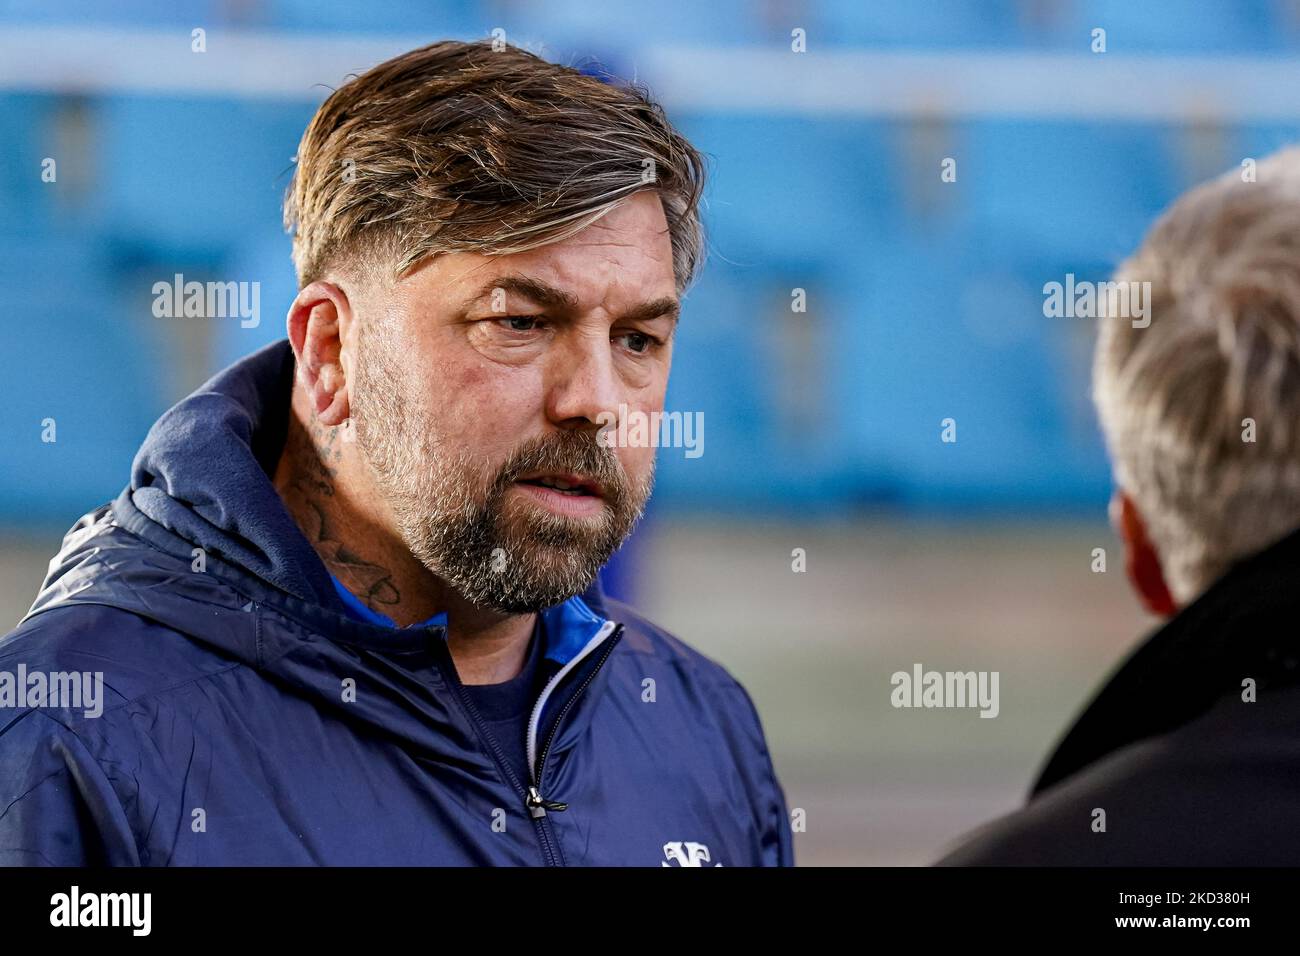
[1032,521,1300,794]
[114,338,611,663]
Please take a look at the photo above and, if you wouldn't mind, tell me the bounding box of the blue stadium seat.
[0,235,164,521]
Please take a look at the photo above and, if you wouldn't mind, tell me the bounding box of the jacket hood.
[127,339,609,618]
[26,338,614,679]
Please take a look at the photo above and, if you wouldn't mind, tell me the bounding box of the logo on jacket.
[661,841,723,867]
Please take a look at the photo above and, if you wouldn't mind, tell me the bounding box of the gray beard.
[350,328,652,613]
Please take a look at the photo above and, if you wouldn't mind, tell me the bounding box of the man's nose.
[545,333,623,430]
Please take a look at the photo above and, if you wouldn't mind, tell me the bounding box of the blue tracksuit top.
[0,339,794,866]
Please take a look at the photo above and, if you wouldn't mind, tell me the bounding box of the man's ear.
[286,281,352,427]
[1111,489,1178,618]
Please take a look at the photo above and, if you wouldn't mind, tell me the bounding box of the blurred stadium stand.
[7,2,1300,523]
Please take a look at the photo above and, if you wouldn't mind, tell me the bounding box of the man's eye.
[618,331,655,353]
[498,316,542,332]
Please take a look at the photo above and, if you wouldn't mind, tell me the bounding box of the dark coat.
[939,523,1300,865]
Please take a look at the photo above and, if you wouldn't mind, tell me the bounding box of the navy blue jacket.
[0,340,794,867]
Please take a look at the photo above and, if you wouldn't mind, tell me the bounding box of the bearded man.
[0,39,793,867]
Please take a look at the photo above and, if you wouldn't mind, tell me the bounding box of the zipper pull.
[525,785,568,818]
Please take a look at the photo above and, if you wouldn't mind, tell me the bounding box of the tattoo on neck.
[283,415,402,612]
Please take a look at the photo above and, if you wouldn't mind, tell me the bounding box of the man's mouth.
[513,472,604,498]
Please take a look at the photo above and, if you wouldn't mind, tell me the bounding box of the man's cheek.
[617,443,655,484]
[445,358,492,399]
[440,363,527,432]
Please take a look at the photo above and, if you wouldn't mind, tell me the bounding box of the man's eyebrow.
[461,275,579,314]
[461,275,679,323]
[619,296,681,324]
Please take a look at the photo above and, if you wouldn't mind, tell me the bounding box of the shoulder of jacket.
[936,699,1300,866]
[602,596,745,689]
[600,595,772,734]
[1,602,246,728]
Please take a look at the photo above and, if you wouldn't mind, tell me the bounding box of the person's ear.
[1111,489,1178,618]
[286,281,352,427]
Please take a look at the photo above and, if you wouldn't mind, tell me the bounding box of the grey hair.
[1094,146,1300,602]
